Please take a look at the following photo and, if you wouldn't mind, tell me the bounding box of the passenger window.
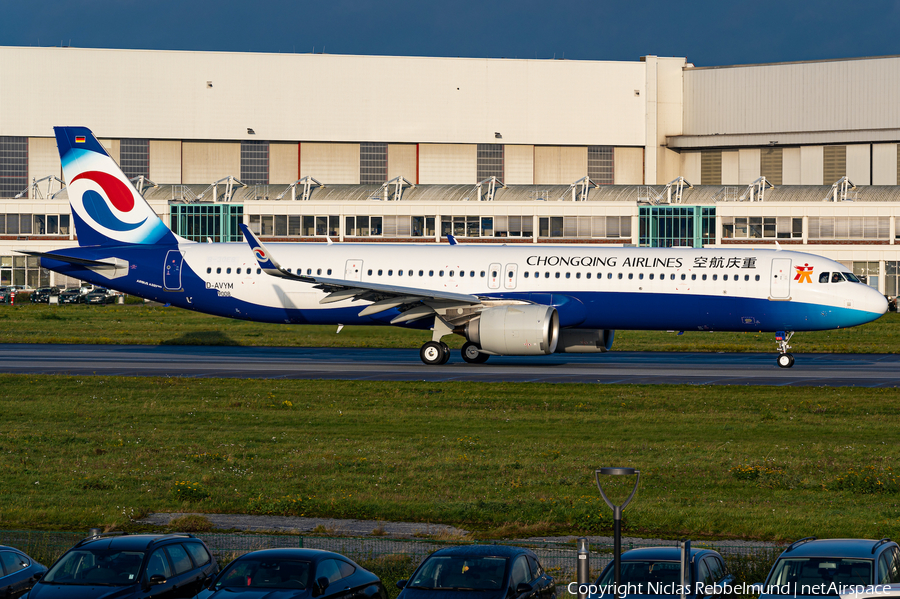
[509,272,515,278]
[820,272,830,283]
[378,270,383,276]
[226,268,231,274]
[555,272,560,279]
[316,559,343,584]
[524,272,529,278]
[724,274,728,281]
[670,274,675,280]
[510,556,530,589]
[565,273,570,279]
[879,554,891,584]
[492,271,497,278]
[236,268,242,274]
[618,273,623,279]
[480,271,485,277]
[216,267,221,274]
[327,269,332,275]
[832,272,845,283]
[628,273,633,280]
[398,270,403,276]
[184,543,211,567]
[607,273,613,279]
[681,274,686,280]
[712,274,718,281]
[0,551,28,574]
[429,271,434,277]
[702,274,707,281]
[307,269,312,275]
[698,559,713,586]
[639,273,644,280]
[449,271,454,277]
[206,267,211,274]
[388,270,393,276]
[544,272,549,278]
[165,544,193,575]
[418,270,423,276]
[440,270,445,277]
[691,274,696,280]
[286,268,291,273]
[257,268,261,274]
[338,561,356,578]
[367,269,372,275]
[744,274,749,281]
[317,269,322,275]
[755,275,760,281]
[409,270,414,276]
[586,273,592,279]
[576,272,581,279]
[146,549,172,580]
[470,271,475,277]
[458,271,463,277]
[649,273,654,280]
[527,556,543,580]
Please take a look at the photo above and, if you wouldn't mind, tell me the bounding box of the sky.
[3,0,900,66]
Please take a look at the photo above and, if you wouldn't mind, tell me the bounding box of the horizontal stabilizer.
[18,251,126,270]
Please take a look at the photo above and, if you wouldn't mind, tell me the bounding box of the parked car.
[591,546,734,599]
[84,288,118,305]
[398,545,555,599]
[30,287,60,303]
[196,548,387,599]
[27,533,218,599]
[0,545,47,598]
[0,287,13,304]
[755,538,900,599]
[57,287,85,304]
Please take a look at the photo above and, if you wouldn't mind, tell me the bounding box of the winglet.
[447,234,458,246]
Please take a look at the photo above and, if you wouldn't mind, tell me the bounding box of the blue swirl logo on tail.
[72,170,146,232]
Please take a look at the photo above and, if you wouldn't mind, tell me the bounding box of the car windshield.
[766,558,872,595]
[409,555,508,591]
[44,549,145,586]
[216,559,311,589]
[596,561,692,592]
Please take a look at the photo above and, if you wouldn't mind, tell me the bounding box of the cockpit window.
[831,272,846,283]
[819,272,830,283]
[844,272,861,283]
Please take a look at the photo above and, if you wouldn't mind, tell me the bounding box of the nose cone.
[858,284,889,318]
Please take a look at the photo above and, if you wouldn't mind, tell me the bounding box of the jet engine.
[465,304,559,355]
[555,328,616,353]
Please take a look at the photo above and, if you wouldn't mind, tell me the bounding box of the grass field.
[1,375,898,542]
[1,302,899,352]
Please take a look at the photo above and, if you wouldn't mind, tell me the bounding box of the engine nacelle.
[555,329,616,353]
[466,305,559,356]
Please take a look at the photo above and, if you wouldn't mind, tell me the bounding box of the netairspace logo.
[567,582,896,597]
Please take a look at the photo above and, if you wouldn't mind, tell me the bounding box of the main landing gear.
[420,341,451,365]
[461,341,490,364]
[776,330,795,368]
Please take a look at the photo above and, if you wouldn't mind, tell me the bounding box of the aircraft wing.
[239,224,484,324]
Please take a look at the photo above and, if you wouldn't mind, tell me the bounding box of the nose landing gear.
[776,331,794,368]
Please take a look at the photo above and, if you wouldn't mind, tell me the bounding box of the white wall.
[504,145,534,185]
[387,144,417,182]
[269,143,299,184]
[846,144,871,185]
[182,142,240,183]
[300,143,360,184]
[418,144,476,184]
[738,149,760,184]
[534,146,587,185]
[873,144,898,185]
[0,47,653,147]
[149,140,182,184]
[800,146,824,185]
[616,147,645,184]
[27,138,61,194]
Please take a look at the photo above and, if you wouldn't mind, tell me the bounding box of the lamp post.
[595,467,640,599]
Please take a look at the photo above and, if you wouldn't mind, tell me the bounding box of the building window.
[411,216,436,237]
[808,216,889,240]
[700,151,722,186]
[241,141,269,185]
[823,146,846,185]
[886,262,900,297]
[639,206,714,248]
[537,216,630,239]
[492,215,534,238]
[721,216,802,239]
[360,142,388,184]
[853,261,880,291]
[0,137,28,199]
[170,204,244,242]
[119,139,150,180]
[477,144,503,181]
[760,147,783,186]
[588,146,614,184]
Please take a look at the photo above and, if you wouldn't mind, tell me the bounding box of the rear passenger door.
[164,544,202,598]
[144,548,177,599]
[527,555,555,599]
[316,559,353,599]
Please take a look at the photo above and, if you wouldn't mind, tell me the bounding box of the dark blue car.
[27,533,218,599]
[756,538,900,599]
[195,548,387,599]
[590,547,735,599]
[398,545,556,599]
[1,546,47,599]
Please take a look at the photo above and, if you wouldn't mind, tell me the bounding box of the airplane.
[25,126,889,368]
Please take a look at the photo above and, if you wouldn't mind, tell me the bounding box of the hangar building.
[2,46,900,295]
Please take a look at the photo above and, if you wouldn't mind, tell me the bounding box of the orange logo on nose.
[794,263,814,283]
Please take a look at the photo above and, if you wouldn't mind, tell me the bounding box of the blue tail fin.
[55,126,184,247]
